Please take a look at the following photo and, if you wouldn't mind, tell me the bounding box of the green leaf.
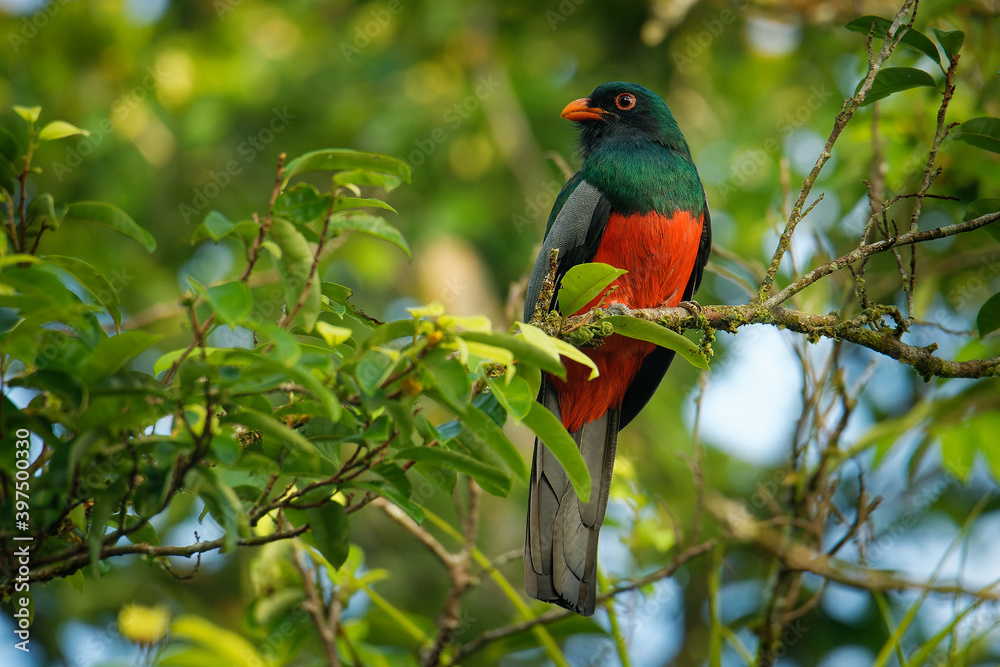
[330,211,410,259]
[251,320,302,366]
[282,149,411,187]
[13,105,41,124]
[460,330,565,378]
[976,293,1000,338]
[421,348,470,411]
[231,350,340,421]
[113,513,160,546]
[191,279,253,329]
[522,401,591,503]
[38,120,90,142]
[520,362,542,400]
[0,264,81,312]
[364,317,425,348]
[169,616,265,667]
[65,201,156,251]
[159,647,249,666]
[348,480,425,523]
[88,483,122,574]
[396,446,512,497]
[25,192,65,233]
[974,413,1000,484]
[516,322,593,380]
[964,198,1000,222]
[0,127,20,164]
[932,27,964,59]
[154,346,223,379]
[322,282,354,304]
[406,304,446,324]
[605,315,710,370]
[551,337,600,380]
[221,407,332,474]
[558,262,627,316]
[334,196,396,214]
[845,16,941,68]
[858,67,938,107]
[939,424,977,482]
[333,169,403,192]
[374,462,413,497]
[460,339,514,369]
[269,216,320,331]
[45,255,122,327]
[306,503,350,569]
[273,183,332,225]
[80,330,162,384]
[951,117,1000,155]
[0,254,40,268]
[487,374,534,422]
[852,401,930,466]
[439,313,492,333]
[192,210,236,243]
[461,404,528,482]
[190,467,248,554]
[314,321,353,347]
[355,348,397,395]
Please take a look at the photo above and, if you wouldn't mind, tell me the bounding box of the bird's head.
[561,82,690,159]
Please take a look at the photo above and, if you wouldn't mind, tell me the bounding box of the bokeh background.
[2,0,999,665]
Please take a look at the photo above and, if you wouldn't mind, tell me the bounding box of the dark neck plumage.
[581,133,704,216]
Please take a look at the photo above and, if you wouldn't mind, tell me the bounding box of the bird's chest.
[589,209,703,310]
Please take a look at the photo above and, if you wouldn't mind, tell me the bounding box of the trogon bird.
[523,82,711,616]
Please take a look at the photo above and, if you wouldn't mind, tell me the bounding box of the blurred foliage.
[1,0,1000,666]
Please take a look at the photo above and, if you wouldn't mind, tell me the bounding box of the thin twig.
[20,525,309,589]
[709,494,1000,601]
[453,539,717,661]
[293,546,341,666]
[764,210,1000,308]
[903,52,961,321]
[162,154,287,385]
[278,190,336,328]
[758,0,917,301]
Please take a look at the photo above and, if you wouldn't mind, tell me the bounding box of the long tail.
[524,383,619,616]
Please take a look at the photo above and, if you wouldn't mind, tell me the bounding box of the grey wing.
[522,178,611,322]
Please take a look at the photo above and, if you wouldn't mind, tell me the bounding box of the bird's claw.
[677,300,702,316]
[605,302,629,316]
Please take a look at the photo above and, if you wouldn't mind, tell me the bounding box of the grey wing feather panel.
[522,179,605,322]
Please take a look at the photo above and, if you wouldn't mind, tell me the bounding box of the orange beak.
[561,98,607,122]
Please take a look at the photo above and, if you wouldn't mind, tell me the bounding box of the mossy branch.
[553,208,1000,381]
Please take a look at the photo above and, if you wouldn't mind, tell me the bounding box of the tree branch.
[758,0,918,300]
[22,525,308,588]
[453,539,716,662]
[598,300,999,381]
[293,545,341,667]
[708,495,1000,601]
[764,210,1000,308]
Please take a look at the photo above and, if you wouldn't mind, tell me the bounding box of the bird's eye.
[615,93,636,111]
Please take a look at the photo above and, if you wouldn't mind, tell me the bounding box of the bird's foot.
[676,300,702,316]
[604,302,630,317]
